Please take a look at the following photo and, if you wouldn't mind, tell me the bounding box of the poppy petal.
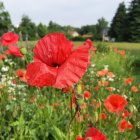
[85,128,107,140]
[53,44,90,88]
[1,32,18,46]
[4,46,22,58]
[26,62,57,87]
[76,136,84,140]
[33,33,73,66]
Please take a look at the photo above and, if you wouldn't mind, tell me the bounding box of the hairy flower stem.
[0,45,3,53]
[68,92,80,140]
[99,99,102,129]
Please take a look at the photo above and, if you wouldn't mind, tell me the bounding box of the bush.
[95,42,110,53]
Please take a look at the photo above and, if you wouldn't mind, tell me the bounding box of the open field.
[74,41,140,57]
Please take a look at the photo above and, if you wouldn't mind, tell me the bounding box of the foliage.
[95,42,110,53]
[17,15,37,40]
[96,17,108,40]
[37,23,48,38]
[0,1,12,35]
[126,0,140,42]
[109,2,127,41]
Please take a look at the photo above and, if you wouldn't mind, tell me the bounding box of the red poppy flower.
[26,33,91,88]
[122,110,132,118]
[1,32,18,46]
[131,86,138,92]
[104,94,127,113]
[76,128,107,140]
[124,77,133,85]
[4,46,23,58]
[15,69,26,82]
[0,54,6,60]
[98,113,106,120]
[118,119,133,132]
[94,86,99,91]
[84,90,91,99]
[119,50,125,57]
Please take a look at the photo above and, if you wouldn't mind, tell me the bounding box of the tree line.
[109,0,140,42]
[0,0,139,42]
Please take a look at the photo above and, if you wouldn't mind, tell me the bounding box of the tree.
[96,17,108,40]
[127,0,140,42]
[18,15,37,40]
[48,21,63,33]
[109,2,127,41]
[79,25,96,35]
[0,1,12,35]
[37,23,48,38]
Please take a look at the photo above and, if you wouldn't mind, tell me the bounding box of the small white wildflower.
[102,77,107,81]
[91,64,95,67]
[104,65,109,69]
[4,59,8,62]
[90,71,94,74]
[108,78,114,81]
[123,95,128,99]
[1,66,9,72]
[112,87,116,91]
[117,89,120,92]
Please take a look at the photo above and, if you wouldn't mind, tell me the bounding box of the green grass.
[72,41,140,83]
[73,41,140,57]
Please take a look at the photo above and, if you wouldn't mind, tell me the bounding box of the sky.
[1,0,131,27]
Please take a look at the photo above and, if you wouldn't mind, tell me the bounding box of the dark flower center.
[51,63,60,67]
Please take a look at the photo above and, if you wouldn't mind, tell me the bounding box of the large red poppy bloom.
[26,33,91,88]
[4,46,23,58]
[104,94,127,113]
[76,128,107,140]
[1,32,18,46]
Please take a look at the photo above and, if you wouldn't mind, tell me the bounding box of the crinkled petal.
[26,62,57,87]
[53,42,91,88]
[1,32,18,46]
[4,46,22,58]
[33,33,73,66]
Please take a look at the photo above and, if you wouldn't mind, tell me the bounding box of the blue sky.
[1,0,131,27]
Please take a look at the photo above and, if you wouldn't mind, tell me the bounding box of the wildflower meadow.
[0,32,140,140]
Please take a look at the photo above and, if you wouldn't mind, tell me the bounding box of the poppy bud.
[77,83,82,94]
[20,47,27,55]
[0,60,3,69]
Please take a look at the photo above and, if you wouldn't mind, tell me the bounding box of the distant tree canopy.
[17,15,37,40]
[37,23,48,38]
[127,0,140,42]
[109,2,127,41]
[0,1,12,35]
[96,17,108,40]
[109,0,140,42]
[78,17,108,40]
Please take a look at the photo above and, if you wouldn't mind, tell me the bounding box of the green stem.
[99,99,102,129]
